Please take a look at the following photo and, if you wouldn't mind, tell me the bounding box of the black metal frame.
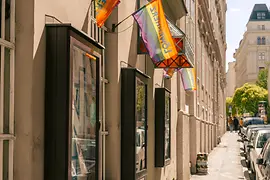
[121,67,150,180]
[45,24,103,180]
[155,88,171,167]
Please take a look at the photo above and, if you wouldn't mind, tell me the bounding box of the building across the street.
[226,61,236,97]
[0,0,226,179]
[234,4,270,89]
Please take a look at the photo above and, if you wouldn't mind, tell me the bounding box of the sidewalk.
[191,132,245,180]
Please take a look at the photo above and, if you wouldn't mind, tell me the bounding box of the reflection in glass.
[136,77,146,173]
[165,92,170,160]
[71,46,96,180]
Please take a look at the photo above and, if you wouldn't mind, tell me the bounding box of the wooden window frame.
[0,0,15,179]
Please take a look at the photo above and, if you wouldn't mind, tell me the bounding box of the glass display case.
[155,88,171,167]
[121,68,149,180]
[45,24,104,180]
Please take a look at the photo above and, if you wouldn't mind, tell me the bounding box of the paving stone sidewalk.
[191,132,246,180]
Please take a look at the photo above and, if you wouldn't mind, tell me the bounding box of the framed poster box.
[45,24,104,180]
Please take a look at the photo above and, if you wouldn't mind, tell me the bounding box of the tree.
[256,68,268,90]
[232,83,268,116]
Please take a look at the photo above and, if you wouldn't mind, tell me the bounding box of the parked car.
[241,117,264,136]
[256,138,270,180]
[249,130,270,173]
[246,128,270,167]
[242,125,270,152]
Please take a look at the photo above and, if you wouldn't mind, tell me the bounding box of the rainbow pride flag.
[163,68,177,79]
[132,0,178,62]
[179,68,197,91]
[95,0,120,27]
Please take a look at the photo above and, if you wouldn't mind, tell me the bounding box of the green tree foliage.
[226,97,236,116]
[232,83,268,115]
[256,68,268,90]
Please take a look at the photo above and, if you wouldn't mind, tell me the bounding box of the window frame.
[258,52,265,60]
[0,0,15,179]
[257,12,262,19]
[262,37,266,45]
[257,37,262,45]
[262,12,266,19]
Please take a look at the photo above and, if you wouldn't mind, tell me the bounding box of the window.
[0,0,15,179]
[258,25,261,30]
[257,12,262,19]
[262,12,266,19]
[257,37,261,45]
[257,133,270,148]
[262,37,266,45]
[259,67,265,71]
[262,25,265,30]
[258,52,265,60]
[258,12,266,19]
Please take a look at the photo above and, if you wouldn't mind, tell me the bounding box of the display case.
[121,68,149,180]
[45,24,104,180]
[155,88,171,167]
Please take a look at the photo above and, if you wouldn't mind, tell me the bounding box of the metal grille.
[0,0,15,179]
[89,2,106,46]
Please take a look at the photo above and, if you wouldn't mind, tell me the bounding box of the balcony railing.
[184,38,195,66]
[89,3,106,47]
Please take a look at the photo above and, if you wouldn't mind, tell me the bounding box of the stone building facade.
[0,0,226,180]
[226,61,236,97]
[234,4,270,88]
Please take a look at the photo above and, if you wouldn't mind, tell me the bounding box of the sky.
[226,0,270,71]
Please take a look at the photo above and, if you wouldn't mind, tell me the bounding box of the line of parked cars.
[238,117,270,180]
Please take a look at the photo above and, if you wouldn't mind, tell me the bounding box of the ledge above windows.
[162,0,188,20]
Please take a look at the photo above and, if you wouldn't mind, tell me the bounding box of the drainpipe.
[101,31,109,180]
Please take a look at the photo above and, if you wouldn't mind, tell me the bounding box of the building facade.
[226,61,236,97]
[234,4,270,89]
[0,0,225,180]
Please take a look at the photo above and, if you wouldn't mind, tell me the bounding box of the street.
[191,132,252,180]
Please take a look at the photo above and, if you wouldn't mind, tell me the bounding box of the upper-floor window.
[262,37,266,45]
[257,12,262,19]
[257,37,262,45]
[257,12,266,19]
[257,37,266,45]
[258,25,266,30]
[258,52,265,60]
[262,12,266,19]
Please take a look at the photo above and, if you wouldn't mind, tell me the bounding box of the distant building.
[234,4,270,88]
[226,61,236,97]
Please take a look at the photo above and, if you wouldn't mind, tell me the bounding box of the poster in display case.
[155,88,171,167]
[45,24,103,180]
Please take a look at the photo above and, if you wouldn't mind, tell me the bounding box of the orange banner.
[95,0,120,27]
